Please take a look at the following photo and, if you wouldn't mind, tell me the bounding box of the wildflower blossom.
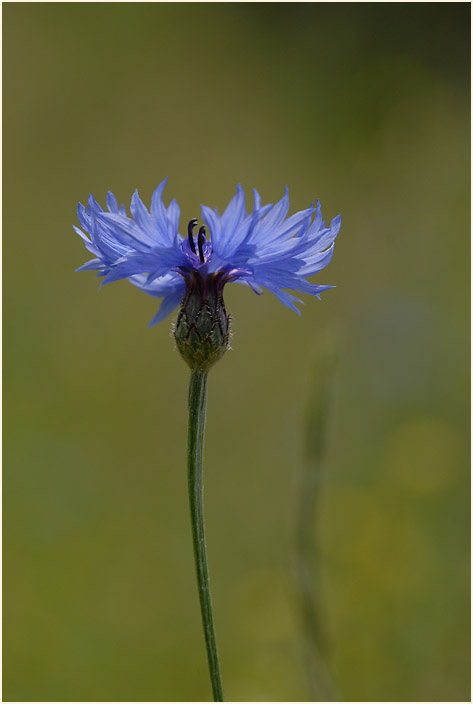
[73,179,343,695]
[74,179,341,328]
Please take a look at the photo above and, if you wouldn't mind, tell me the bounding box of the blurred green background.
[4,3,470,702]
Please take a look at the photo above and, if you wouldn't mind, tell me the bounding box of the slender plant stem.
[187,369,224,702]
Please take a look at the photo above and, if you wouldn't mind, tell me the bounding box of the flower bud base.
[174,272,230,372]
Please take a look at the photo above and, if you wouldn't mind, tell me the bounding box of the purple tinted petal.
[130,189,155,238]
[219,184,246,249]
[76,258,103,272]
[77,203,91,232]
[129,272,185,299]
[150,178,174,244]
[256,186,289,235]
[73,225,91,243]
[298,243,335,276]
[166,198,181,235]
[87,194,104,216]
[201,205,222,248]
[97,212,155,248]
[147,290,184,327]
[106,191,119,213]
[253,188,262,211]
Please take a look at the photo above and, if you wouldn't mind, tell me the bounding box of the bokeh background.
[4,3,470,702]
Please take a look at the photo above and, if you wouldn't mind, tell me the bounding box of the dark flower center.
[187,218,207,264]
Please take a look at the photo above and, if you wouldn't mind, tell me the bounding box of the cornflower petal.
[74,181,340,323]
[253,188,263,211]
[128,273,186,326]
[106,191,119,214]
[151,178,177,245]
[130,190,156,240]
[147,290,186,327]
[98,211,155,249]
[297,243,335,277]
[166,198,181,234]
[201,205,222,249]
[73,224,93,245]
[252,186,290,238]
[76,258,103,272]
[87,194,104,217]
[218,184,246,250]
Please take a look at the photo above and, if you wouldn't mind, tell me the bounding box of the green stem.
[187,369,224,702]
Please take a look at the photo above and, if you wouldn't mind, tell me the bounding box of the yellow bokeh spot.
[385,418,463,493]
[231,567,296,643]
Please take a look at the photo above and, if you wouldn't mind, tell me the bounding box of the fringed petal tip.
[147,291,183,327]
[75,258,102,272]
[74,181,341,327]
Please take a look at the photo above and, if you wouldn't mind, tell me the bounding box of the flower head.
[74,180,341,332]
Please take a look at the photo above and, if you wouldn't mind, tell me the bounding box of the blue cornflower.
[74,179,341,328]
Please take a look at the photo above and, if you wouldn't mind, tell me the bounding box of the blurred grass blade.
[295,335,339,701]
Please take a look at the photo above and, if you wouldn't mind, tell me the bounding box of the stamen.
[197,225,206,264]
[187,218,198,254]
